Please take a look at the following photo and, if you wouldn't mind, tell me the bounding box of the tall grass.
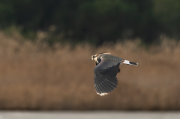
[0,31,180,110]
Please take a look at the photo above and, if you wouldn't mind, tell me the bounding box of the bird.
[90,52,138,96]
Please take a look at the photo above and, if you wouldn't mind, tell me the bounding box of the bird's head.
[90,54,98,61]
[89,52,110,61]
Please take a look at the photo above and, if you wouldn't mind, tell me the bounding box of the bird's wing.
[94,59,120,96]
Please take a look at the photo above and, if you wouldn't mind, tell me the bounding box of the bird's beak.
[89,57,93,61]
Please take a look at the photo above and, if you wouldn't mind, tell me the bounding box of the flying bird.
[90,52,138,96]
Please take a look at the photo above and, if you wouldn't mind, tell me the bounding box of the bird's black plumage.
[94,55,121,95]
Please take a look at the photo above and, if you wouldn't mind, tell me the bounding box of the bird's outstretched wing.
[94,59,120,96]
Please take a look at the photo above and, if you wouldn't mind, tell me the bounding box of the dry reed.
[0,31,179,110]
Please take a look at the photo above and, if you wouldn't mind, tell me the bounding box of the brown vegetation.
[0,32,180,110]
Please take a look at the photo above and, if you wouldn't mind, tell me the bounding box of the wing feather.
[94,58,120,96]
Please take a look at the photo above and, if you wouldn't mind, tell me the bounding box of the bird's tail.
[123,60,138,66]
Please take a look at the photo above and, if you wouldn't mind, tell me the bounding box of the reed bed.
[0,32,179,110]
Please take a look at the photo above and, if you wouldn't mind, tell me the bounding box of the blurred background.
[0,0,180,110]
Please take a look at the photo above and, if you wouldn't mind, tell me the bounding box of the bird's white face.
[91,54,98,61]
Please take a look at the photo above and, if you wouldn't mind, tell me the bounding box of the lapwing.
[90,52,138,96]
